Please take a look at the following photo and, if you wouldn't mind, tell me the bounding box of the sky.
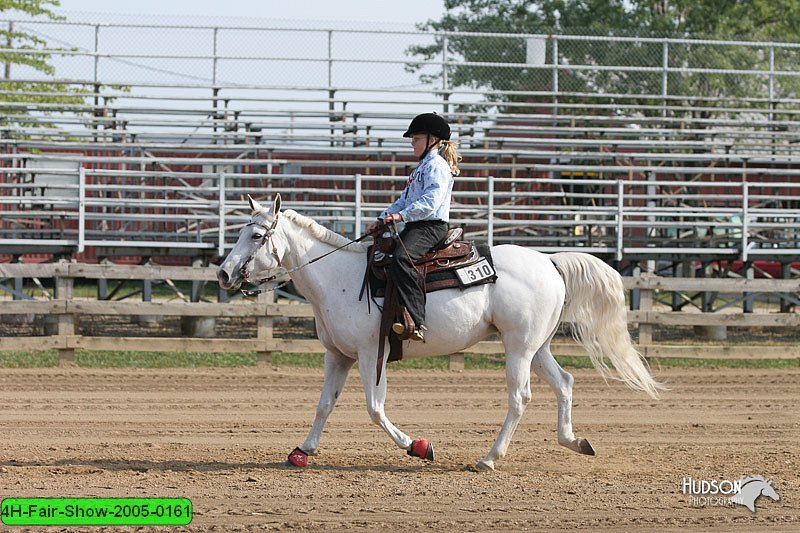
[55,0,448,29]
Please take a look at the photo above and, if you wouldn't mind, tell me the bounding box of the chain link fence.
[5,17,800,105]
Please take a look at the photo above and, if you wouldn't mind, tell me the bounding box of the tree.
[0,0,92,137]
[409,0,800,117]
[1,0,62,78]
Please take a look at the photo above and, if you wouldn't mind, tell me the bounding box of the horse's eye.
[252,233,264,241]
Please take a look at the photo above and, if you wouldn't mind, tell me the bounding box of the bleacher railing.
[2,164,799,261]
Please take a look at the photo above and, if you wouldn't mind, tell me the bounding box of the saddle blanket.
[368,244,496,297]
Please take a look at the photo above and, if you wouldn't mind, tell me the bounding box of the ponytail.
[438,139,462,176]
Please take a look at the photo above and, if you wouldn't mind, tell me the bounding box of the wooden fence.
[1,263,799,367]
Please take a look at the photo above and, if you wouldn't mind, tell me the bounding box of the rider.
[366,112,462,341]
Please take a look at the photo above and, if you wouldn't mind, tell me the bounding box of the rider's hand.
[366,214,402,235]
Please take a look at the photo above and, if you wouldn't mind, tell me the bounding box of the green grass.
[0,351,60,368]
[0,351,796,369]
[76,351,258,368]
[645,356,800,369]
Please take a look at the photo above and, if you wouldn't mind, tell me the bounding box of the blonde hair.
[438,139,462,176]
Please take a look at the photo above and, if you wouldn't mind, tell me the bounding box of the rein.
[239,218,376,297]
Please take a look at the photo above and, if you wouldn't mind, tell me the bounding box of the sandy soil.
[0,365,797,532]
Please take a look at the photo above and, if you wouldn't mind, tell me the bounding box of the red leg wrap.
[407,439,435,461]
[287,447,309,467]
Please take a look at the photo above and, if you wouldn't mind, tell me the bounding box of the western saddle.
[359,225,492,384]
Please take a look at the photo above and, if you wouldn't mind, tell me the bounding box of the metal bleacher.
[2,20,800,267]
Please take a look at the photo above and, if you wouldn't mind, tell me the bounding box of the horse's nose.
[217,268,230,287]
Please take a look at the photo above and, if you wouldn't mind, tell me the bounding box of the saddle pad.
[368,245,496,297]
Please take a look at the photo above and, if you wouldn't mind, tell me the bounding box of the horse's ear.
[273,193,282,214]
[247,194,263,213]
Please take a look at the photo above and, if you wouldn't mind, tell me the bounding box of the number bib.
[454,258,496,287]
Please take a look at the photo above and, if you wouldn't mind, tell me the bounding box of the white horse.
[217,195,665,471]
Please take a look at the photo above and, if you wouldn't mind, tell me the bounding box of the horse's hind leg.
[476,346,534,471]
[532,341,595,456]
[299,350,355,456]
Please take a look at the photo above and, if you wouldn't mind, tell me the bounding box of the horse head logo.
[729,475,780,512]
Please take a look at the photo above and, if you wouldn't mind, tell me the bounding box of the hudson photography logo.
[681,475,781,512]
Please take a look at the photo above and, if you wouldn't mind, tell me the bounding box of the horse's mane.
[279,209,370,253]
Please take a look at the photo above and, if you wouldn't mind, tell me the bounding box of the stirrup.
[410,325,426,342]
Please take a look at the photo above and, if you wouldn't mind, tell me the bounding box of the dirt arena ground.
[0,365,797,531]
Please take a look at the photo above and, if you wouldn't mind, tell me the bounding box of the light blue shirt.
[379,149,453,223]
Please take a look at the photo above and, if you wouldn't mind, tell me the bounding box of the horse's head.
[217,194,286,291]
[761,480,780,502]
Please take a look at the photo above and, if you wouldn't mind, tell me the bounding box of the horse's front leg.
[289,350,355,467]
[356,351,434,462]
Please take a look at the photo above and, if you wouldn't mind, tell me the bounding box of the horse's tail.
[550,252,666,400]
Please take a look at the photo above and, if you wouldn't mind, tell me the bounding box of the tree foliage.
[409,0,800,116]
[1,0,64,77]
[0,1,94,135]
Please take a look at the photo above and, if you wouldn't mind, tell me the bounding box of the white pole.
[78,167,85,253]
[218,172,226,257]
[616,180,624,262]
[487,175,494,247]
[354,173,362,237]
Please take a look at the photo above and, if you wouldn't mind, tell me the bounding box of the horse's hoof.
[287,447,309,467]
[578,438,596,456]
[475,459,495,471]
[559,437,596,456]
[407,439,435,461]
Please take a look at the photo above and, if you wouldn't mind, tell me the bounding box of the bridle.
[239,214,282,292]
[236,212,377,297]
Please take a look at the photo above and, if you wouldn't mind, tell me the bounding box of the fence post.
[181,258,215,337]
[54,263,75,364]
[327,30,333,88]
[139,275,159,326]
[743,263,754,313]
[257,290,273,365]
[780,262,793,313]
[638,275,653,347]
[630,265,641,310]
[695,262,727,340]
[93,25,100,85]
[212,27,219,86]
[449,352,465,371]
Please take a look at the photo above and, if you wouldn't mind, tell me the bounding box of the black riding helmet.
[403,112,451,141]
